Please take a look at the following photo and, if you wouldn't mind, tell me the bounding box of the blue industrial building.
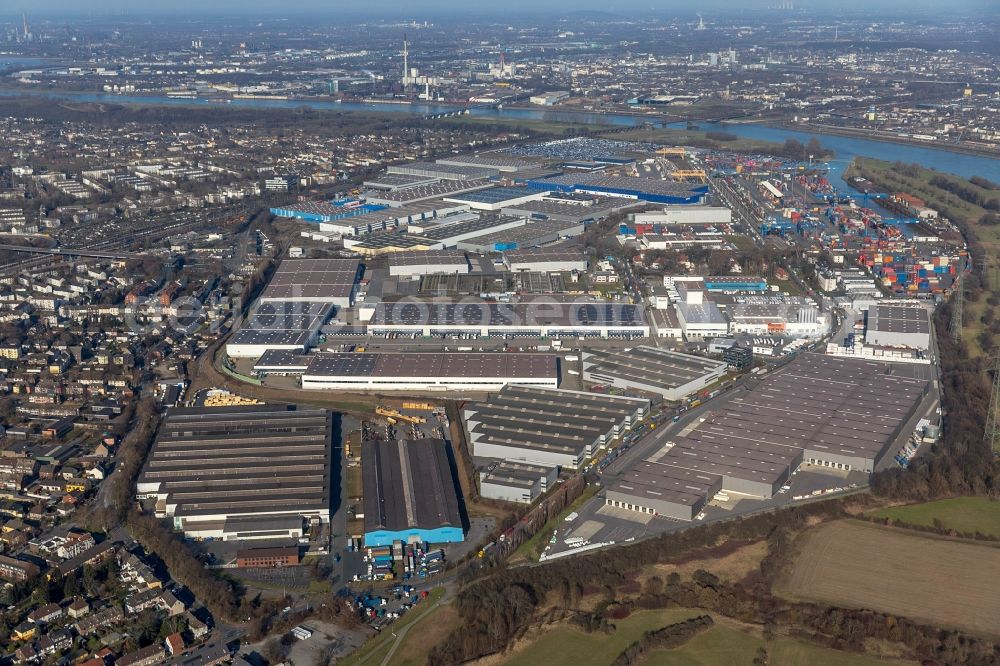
[270,200,388,224]
[525,174,707,205]
[362,438,465,547]
[703,277,768,292]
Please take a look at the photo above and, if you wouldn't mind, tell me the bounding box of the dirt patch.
[778,520,1000,637]
[645,539,767,584]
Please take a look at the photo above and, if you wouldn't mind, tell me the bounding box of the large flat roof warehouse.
[529,173,708,204]
[388,250,471,276]
[435,154,547,172]
[605,460,723,521]
[371,297,648,337]
[464,385,650,469]
[453,219,584,253]
[135,405,333,540]
[300,352,559,391]
[362,438,464,546]
[503,247,588,272]
[362,173,440,191]
[387,161,499,181]
[653,353,927,497]
[582,347,728,401]
[253,349,310,374]
[258,258,361,306]
[866,305,932,349]
[501,198,641,223]
[417,216,527,244]
[242,301,333,332]
[344,234,438,256]
[365,179,494,207]
[443,186,548,211]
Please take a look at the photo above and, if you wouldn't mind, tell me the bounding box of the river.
[0,88,997,181]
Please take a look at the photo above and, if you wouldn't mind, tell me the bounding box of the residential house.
[13,622,37,641]
[27,603,63,625]
[164,633,184,656]
[67,597,90,619]
[115,643,166,666]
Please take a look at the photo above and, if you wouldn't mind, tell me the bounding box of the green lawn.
[868,497,1000,537]
[768,639,911,665]
[503,609,910,666]
[503,608,707,666]
[648,623,763,665]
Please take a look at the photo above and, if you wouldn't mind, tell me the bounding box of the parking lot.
[545,466,871,559]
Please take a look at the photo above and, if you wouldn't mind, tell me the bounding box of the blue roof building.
[362,438,465,547]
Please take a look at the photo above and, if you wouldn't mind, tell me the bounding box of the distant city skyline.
[11,0,1000,17]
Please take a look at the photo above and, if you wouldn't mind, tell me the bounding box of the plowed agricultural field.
[778,520,1000,636]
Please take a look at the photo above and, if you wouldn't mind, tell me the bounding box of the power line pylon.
[950,274,963,343]
[985,352,1000,454]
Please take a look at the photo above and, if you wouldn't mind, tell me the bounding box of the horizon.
[8,0,1000,19]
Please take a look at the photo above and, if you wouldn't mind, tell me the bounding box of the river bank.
[0,86,996,180]
[768,121,1000,160]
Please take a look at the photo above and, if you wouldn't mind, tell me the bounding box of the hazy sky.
[14,0,999,16]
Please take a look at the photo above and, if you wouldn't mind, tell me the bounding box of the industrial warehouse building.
[136,405,333,540]
[605,460,722,521]
[386,161,499,181]
[727,302,824,337]
[225,258,360,359]
[453,218,584,253]
[370,297,649,338]
[464,385,650,469]
[633,206,733,226]
[527,174,708,205]
[435,154,544,173]
[362,438,465,547]
[608,354,929,520]
[226,302,333,358]
[300,352,559,392]
[365,179,493,207]
[388,250,471,277]
[865,305,931,350]
[502,247,588,273]
[582,347,728,401]
[501,198,640,225]
[443,186,548,211]
[674,282,729,340]
[479,461,558,504]
[258,258,361,307]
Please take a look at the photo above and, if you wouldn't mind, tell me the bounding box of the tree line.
[929,175,1000,211]
[430,493,1000,665]
[610,615,714,666]
[869,298,999,500]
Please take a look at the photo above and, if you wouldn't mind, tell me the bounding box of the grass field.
[501,609,742,666]
[768,639,911,666]
[778,520,1000,636]
[868,497,1000,537]
[599,126,786,154]
[501,607,910,665]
